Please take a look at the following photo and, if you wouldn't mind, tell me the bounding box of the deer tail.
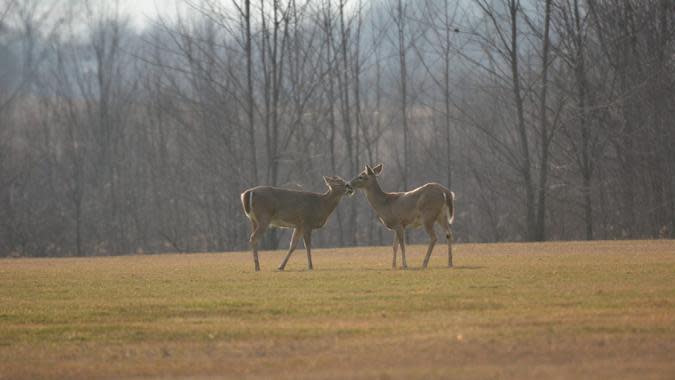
[241,190,253,218]
[444,190,455,225]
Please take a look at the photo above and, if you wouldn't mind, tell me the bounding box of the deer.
[348,163,455,269]
[240,176,354,272]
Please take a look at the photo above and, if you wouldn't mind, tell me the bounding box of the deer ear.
[366,165,374,176]
[323,176,331,187]
[372,163,383,176]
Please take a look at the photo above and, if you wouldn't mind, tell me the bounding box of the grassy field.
[1,240,674,379]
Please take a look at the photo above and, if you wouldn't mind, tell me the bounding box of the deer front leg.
[278,227,302,271]
[392,233,399,269]
[395,227,408,270]
[303,229,313,271]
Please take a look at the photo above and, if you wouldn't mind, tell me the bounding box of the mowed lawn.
[1,240,674,379]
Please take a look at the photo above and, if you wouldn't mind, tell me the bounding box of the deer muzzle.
[345,184,355,196]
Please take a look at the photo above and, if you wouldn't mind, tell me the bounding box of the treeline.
[0,0,673,257]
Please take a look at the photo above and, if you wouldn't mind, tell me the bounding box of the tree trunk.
[338,0,356,246]
[507,0,535,240]
[576,0,593,240]
[245,0,257,183]
[534,0,552,241]
[397,0,409,191]
[443,0,453,191]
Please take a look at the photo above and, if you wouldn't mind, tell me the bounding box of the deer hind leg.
[249,219,268,272]
[391,233,399,269]
[438,213,453,267]
[278,227,303,271]
[395,227,408,269]
[303,230,313,271]
[422,219,438,269]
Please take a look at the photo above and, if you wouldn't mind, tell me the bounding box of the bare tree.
[392,0,410,190]
[416,0,461,190]
[469,0,537,239]
[1,0,674,257]
[533,0,553,241]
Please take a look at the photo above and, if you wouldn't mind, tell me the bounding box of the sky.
[120,0,180,29]
[105,0,381,30]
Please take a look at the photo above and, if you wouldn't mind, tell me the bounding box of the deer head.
[324,175,354,196]
[348,163,383,191]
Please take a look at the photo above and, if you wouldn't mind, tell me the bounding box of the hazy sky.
[121,0,180,28]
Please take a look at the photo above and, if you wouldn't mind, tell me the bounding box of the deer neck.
[364,179,389,214]
[319,189,343,217]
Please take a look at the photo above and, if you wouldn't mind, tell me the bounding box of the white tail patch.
[241,191,254,219]
[444,191,455,225]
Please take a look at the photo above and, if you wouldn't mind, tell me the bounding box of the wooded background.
[1,0,673,257]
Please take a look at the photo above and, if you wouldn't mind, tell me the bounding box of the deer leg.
[392,233,399,269]
[249,220,268,272]
[278,228,302,271]
[438,213,453,268]
[447,229,454,267]
[396,227,408,269]
[422,221,438,269]
[303,230,313,270]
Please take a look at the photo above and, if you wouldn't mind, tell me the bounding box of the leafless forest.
[0,0,673,257]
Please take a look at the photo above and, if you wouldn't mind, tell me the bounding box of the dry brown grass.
[1,240,675,379]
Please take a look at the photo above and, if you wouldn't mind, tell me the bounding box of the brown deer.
[240,176,353,272]
[349,164,455,269]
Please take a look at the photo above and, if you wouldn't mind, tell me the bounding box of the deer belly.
[269,218,295,229]
[407,214,423,228]
[378,217,395,230]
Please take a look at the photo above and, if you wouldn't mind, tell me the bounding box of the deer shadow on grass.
[276,265,485,273]
[450,265,484,270]
[392,265,485,271]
